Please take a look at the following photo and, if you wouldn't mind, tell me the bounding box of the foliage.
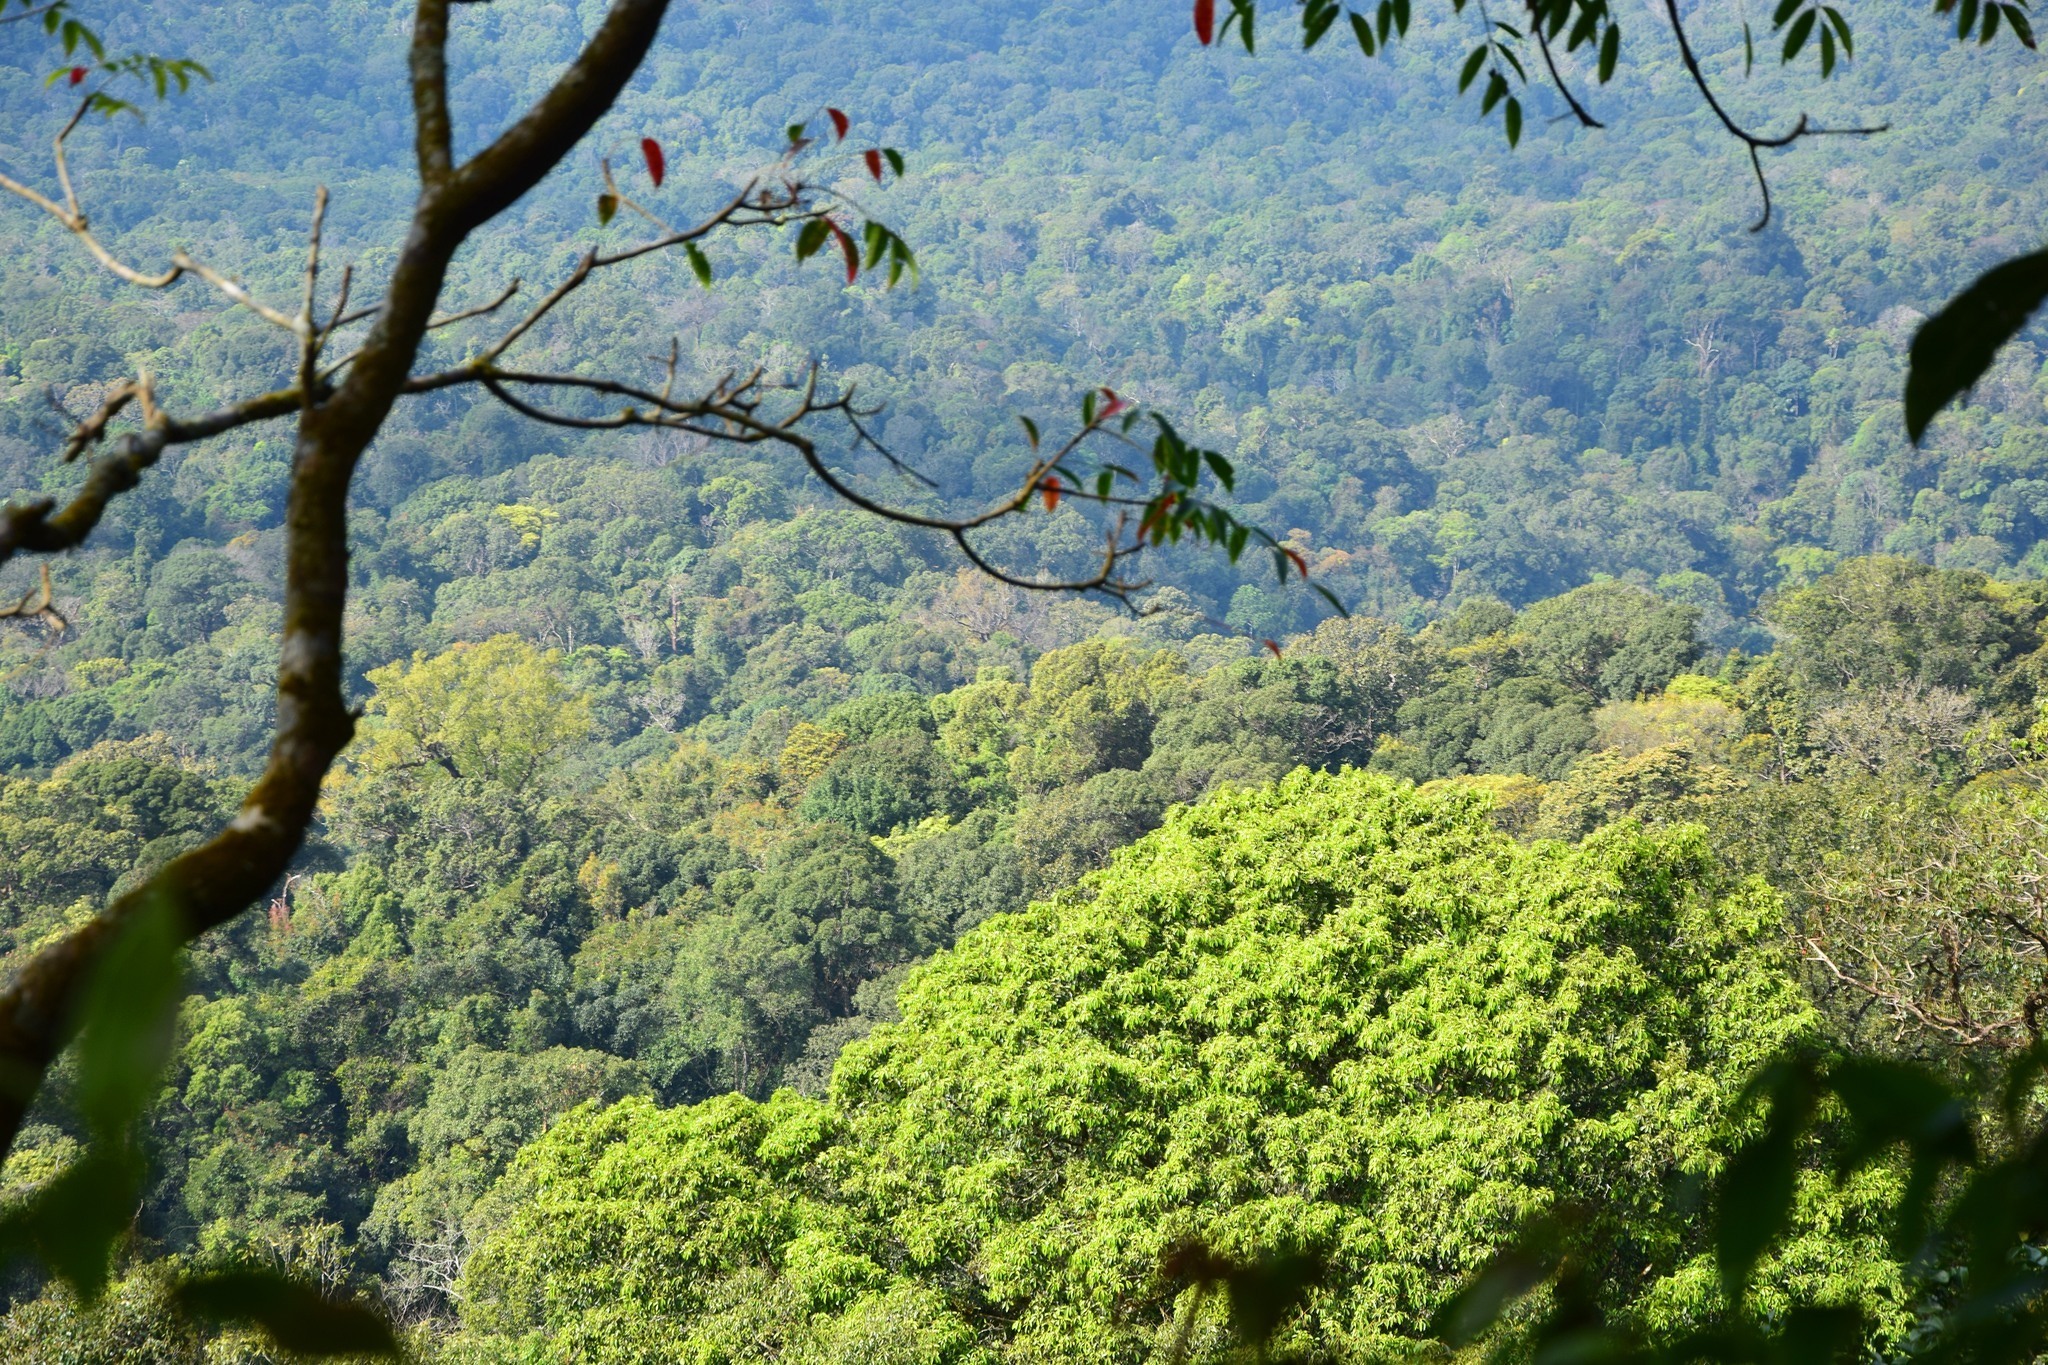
[447,771,1890,1362]
[0,0,2045,1352]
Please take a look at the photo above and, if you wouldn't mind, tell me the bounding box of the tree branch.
[411,0,454,183]
[1659,0,1884,230]
[0,381,302,567]
[0,0,681,1160]
[1530,6,1603,129]
[446,0,671,234]
[446,362,1160,598]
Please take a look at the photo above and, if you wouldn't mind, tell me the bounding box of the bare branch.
[58,379,138,462]
[428,278,521,331]
[465,176,805,370]
[320,279,521,379]
[0,564,67,634]
[0,381,303,568]
[171,250,300,330]
[316,264,355,352]
[1529,6,1603,129]
[447,361,1159,598]
[0,0,680,1161]
[1805,935,2025,1048]
[298,186,331,409]
[0,98,184,289]
[1659,0,1885,230]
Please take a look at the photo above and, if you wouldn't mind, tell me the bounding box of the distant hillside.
[0,0,2042,682]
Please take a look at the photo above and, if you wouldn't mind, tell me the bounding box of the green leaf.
[2008,5,2037,47]
[1459,45,1489,91]
[1019,415,1040,448]
[1905,248,2048,443]
[1714,1064,1815,1305]
[1305,0,1342,47]
[795,218,831,262]
[1221,1252,1323,1349]
[1350,11,1377,54]
[1504,96,1523,146]
[76,895,182,1141]
[1313,584,1351,617]
[1597,23,1620,80]
[1823,6,1854,54]
[883,147,905,176]
[1745,20,1757,71]
[1774,1306,1866,1365]
[1431,1242,1558,1346]
[1772,0,1803,25]
[173,1271,400,1358]
[1204,450,1235,491]
[1783,9,1816,59]
[1829,1058,1970,1166]
[1819,23,1835,74]
[0,1145,146,1303]
[685,242,712,286]
[1393,0,1410,35]
[596,193,618,226]
[1959,0,1981,37]
[1481,71,1508,114]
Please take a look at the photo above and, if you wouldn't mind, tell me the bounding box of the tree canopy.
[450,771,1892,1362]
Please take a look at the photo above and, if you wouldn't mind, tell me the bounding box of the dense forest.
[2,0,2048,1359]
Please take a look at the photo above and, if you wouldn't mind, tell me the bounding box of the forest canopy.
[451,772,1875,1363]
[0,0,2046,1358]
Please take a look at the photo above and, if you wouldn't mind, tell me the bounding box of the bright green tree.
[452,770,1899,1361]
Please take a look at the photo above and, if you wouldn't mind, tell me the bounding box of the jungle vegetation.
[0,0,2045,1360]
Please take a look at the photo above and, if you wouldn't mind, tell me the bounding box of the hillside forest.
[2,0,2048,1360]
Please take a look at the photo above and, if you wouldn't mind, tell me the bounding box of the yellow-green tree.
[355,636,590,790]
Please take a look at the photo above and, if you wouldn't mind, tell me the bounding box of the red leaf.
[1098,387,1127,419]
[1042,477,1062,511]
[864,149,884,182]
[640,137,666,189]
[67,66,86,86]
[1194,0,1216,45]
[827,220,859,283]
[1285,548,1308,579]
[827,107,850,141]
[1264,639,1284,659]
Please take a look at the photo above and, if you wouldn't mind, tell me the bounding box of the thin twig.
[0,564,67,633]
[171,251,298,330]
[298,187,330,410]
[1530,5,1603,128]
